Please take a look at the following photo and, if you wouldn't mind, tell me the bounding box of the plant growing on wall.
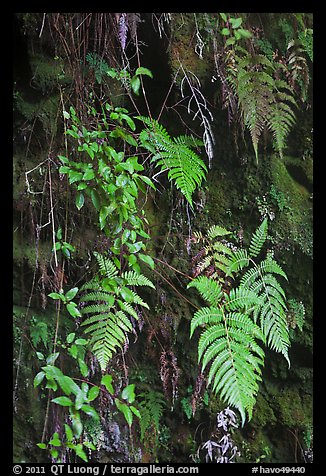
[188,218,291,424]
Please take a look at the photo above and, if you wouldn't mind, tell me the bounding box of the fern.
[188,219,291,424]
[227,50,297,162]
[137,116,207,206]
[249,217,268,258]
[79,252,154,371]
[138,390,166,445]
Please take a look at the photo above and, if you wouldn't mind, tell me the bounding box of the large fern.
[188,218,291,424]
[79,252,154,371]
[227,51,297,162]
[137,116,207,206]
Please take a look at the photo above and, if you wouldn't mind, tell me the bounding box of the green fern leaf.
[249,218,268,258]
[137,116,207,206]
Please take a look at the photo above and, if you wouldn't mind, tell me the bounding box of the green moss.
[15,92,61,138]
[270,155,313,257]
[273,388,312,429]
[13,229,52,268]
[30,53,72,93]
[168,13,214,85]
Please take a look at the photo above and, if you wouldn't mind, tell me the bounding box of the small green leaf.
[121,383,136,403]
[220,13,228,22]
[71,413,83,439]
[115,399,133,427]
[75,338,88,346]
[101,374,114,394]
[130,406,141,419]
[52,396,74,407]
[138,253,155,270]
[88,386,100,402]
[130,75,141,95]
[34,371,45,387]
[36,352,45,361]
[237,28,252,39]
[56,227,63,240]
[50,448,59,459]
[48,292,64,301]
[91,189,101,211]
[221,28,230,36]
[135,66,153,78]
[37,443,47,450]
[83,441,96,450]
[57,375,81,397]
[49,433,62,447]
[81,404,100,421]
[64,424,74,443]
[65,287,79,301]
[75,445,88,462]
[46,352,60,365]
[78,358,89,378]
[63,110,70,120]
[229,17,242,28]
[75,191,85,210]
[66,303,82,318]
[67,332,75,344]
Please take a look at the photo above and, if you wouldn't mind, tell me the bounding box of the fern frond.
[122,270,155,288]
[139,390,166,445]
[93,251,118,279]
[207,225,232,239]
[190,306,224,338]
[189,220,291,423]
[187,276,223,307]
[137,116,207,206]
[249,218,268,258]
[226,249,249,276]
[79,251,152,370]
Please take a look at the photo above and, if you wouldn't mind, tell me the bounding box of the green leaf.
[138,253,155,270]
[75,445,88,462]
[34,371,45,387]
[71,412,83,438]
[52,396,74,407]
[135,67,153,78]
[88,386,100,402]
[37,443,47,450]
[75,338,88,346]
[101,374,114,394]
[49,433,62,447]
[66,303,82,318]
[50,449,59,459]
[65,287,79,301]
[121,383,136,404]
[36,352,45,360]
[220,13,228,22]
[81,404,100,421]
[130,406,141,419]
[67,332,75,344]
[237,28,252,39]
[229,17,242,28]
[64,424,74,443]
[75,191,85,210]
[91,189,101,211]
[56,227,63,240]
[57,375,81,397]
[221,27,230,36]
[46,352,60,365]
[131,75,141,95]
[78,358,89,378]
[48,292,64,301]
[115,399,133,427]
